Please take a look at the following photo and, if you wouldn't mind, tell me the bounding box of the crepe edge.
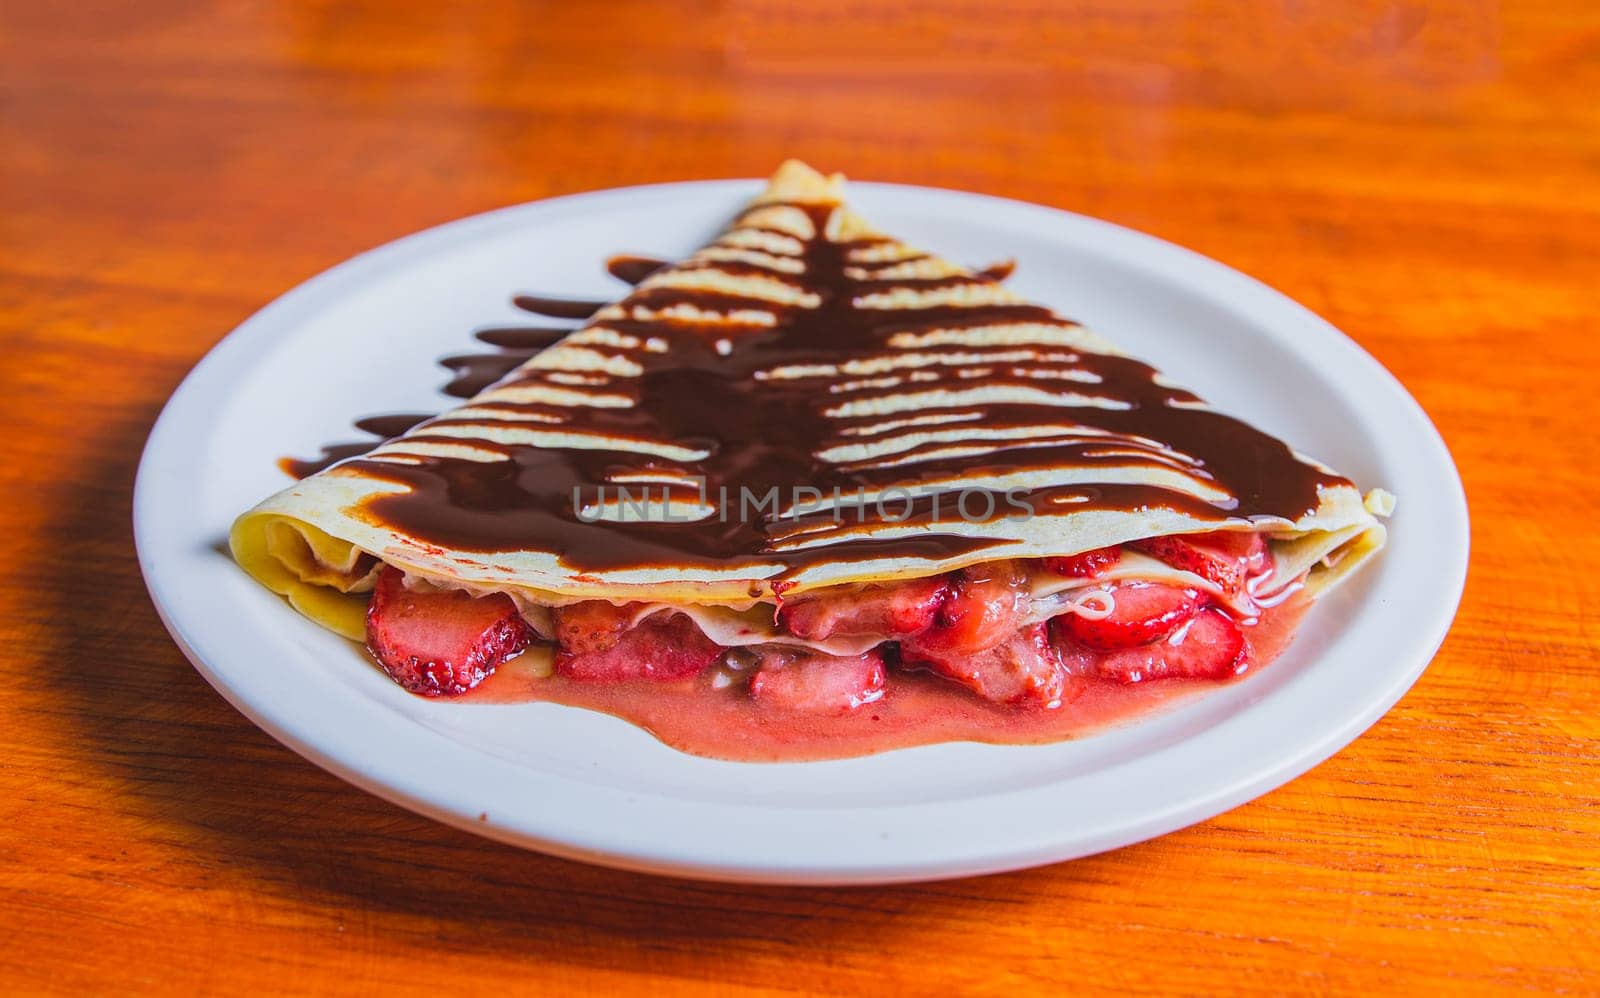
[230,510,372,640]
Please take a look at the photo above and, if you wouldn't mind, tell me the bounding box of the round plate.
[135,179,1468,885]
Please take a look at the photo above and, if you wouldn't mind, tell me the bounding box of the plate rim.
[134,177,1469,884]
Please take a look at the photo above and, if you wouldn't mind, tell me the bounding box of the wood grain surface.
[3,1,1596,993]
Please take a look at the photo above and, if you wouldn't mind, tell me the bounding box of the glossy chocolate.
[605,254,669,286]
[342,201,1347,576]
[974,259,1017,282]
[278,413,435,479]
[511,293,606,320]
[281,257,665,475]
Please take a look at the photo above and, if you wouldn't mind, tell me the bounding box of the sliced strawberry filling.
[366,535,1282,705]
[1131,531,1268,598]
[1054,582,1200,650]
[899,561,1031,665]
[1057,607,1247,684]
[365,565,533,696]
[1044,545,1121,579]
[777,575,948,641]
[748,648,887,713]
[553,598,638,655]
[898,563,1075,706]
[909,623,1077,707]
[553,604,722,681]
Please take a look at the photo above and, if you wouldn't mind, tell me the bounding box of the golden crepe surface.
[232,161,1390,639]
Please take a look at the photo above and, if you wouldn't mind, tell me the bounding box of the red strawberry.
[1160,608,1249,679]
[748,648,887,713]
[555,611,722,682]
[900,561,1031,662]
[365,566,533,696]
[1084,608,1248,684]
[1212,530,1269,566]
[778,575,949,641]
[553,600,638,655]
[911,623,1076,707]
[1053,582,1201,651]
[1044,546,1122,579]
[1130,531,1268,596]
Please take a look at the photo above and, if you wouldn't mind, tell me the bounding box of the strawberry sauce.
[458,595,1309,762]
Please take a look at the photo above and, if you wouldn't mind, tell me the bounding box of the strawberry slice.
[1044,546,1121,579]
[910,623,1076,707]
[555,611,722,682]
[899,561,1031,662]
[553,600,638,655]
[1160,608,1249,679]
[365,566,533,696]
[1130,531,1267,597]
[778,575,949,641]
[1053,582,1201,651]
[1081,608,1248,683]
[748,648,887,713]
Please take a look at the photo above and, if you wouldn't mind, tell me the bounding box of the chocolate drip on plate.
[278,413,435,480]
[512,294,606,320]
[606,254,669,286]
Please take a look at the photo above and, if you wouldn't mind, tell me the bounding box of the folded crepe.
[232,160,1391,678]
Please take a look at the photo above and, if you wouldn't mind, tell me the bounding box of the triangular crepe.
[233,161,1390,652]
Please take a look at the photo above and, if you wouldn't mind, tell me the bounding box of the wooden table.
[4,2,1596,993]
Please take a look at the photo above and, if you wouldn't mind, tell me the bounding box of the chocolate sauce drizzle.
[439,328,567,400]
[279,255,668,478]
[332,202,1345,578]
[277,413,437,480]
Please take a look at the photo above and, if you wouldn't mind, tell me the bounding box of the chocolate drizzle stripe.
[276,258,670,478]
[512,294,606,320]
[276,413,436,480]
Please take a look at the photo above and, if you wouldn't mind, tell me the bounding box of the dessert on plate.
[231,160,1393,760]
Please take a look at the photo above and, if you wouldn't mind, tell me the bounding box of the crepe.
[232,160,1391,641]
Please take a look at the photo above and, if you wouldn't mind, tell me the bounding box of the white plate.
[135,179,1468,885]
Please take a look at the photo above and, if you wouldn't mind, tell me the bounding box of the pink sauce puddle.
[461,595,1310,763]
